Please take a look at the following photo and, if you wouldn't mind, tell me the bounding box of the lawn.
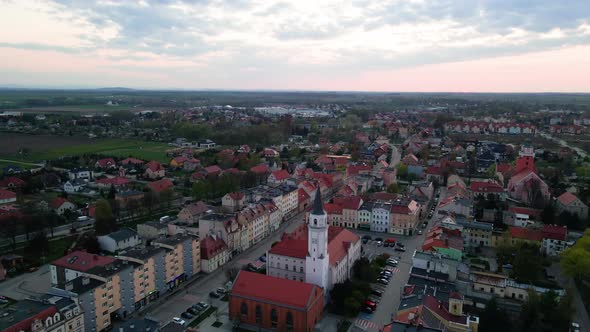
[11,236,75,268]
[4,139,171,163]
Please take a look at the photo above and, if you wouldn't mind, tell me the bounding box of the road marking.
[354,318,381,331]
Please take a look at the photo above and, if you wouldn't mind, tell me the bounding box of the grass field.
[19,104,134,113]
[0,133,171,163]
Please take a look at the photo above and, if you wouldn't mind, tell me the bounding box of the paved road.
[549,262,590,332]
[144,211,309,325]
[389,145,401,167]
[0,265,52,300]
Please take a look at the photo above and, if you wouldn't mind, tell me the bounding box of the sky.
[0,0,589,92]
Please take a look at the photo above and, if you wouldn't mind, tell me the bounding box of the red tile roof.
[250,164,270,174]
[509,226,543,242]
[323,203,343,215]
[270,169,290,181]
[147,178,174,193]
[50,197,70,209]
[508,207,542,218]
[231,271,320,309]
[542,224,567,241]
[298,188,310,203]
[333,196,362,210]
[470,180,504,193]
[557,192,579,206]
[200,235,228,260]
[423,295,467,325]
[95,158,116,168]
[0,177,26,188]
[204,165,222,175]
[228,191,244,200]
[0,189,17,200]
[96,176,130,186]
[145,160,164,172]
[52,250,116,272]
[347,164,371,177]
[172,156,188,164]
[369,192,397,201]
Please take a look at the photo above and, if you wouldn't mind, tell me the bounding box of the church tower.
[305,188,330,293]
[516,143,536,173]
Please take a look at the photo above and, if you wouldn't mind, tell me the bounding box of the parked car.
[376,241,383,246]
[216,287,227,295]
[365,300,377,311]
[396,242,405,248]
[570,322,580,332]
[195,302,209,311]
[371,289,383,297]
[187,307,199,315]
[362,235,372,241]
[375,237,383,242]
[259,254,267,262]
[383,242,389,247]
[172,317,186,326]
[209,290,221,298]
[418,230,423,235]
[377,278,389,285]
[181,312,194,320]
[395,247,406,252]
[362,306,374,314]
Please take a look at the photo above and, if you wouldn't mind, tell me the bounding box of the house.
[95,176,131,189]
[50,197,76,215]
[198,139,216,149]
[229,271,324,332]
[263,148,280,158]
[147,178,174,193]
[556,192,588,219]
[469,180,506,201]
[0,298,85,332]
[203,165,223,178]
[95,158,116,169]
[250,164,270,176]
[200,235,229,273]
[178,201,209,224]
[298,188,311,212]
[97,228,141,253]
[222,192,246,212]
[237,145,251,153]
[268,169,291,185]
[542,224,568,256]
[0,177,25,189]
[333,196,363,229]
[169,156,188,168]
[183,158,201,171]
[0,189,17,205]
[144,161,165,179]
[63,179,87,193]
[68,167,92,180]
[390,198,421,235]
[422,293,480,332]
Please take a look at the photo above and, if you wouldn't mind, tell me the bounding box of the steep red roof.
[496,163,514,174]
[200,235,228,260]
[0,189,17,200]
[52,250,116,272]
[0,177,26,188]
[470,180,504,193]
[50,197,70,209]
[298,188,310,203]
[323,203,343,214]
[557,192,579,206]
[4,305,58,332]
[426,166,443,175]
[172,156,188,164]
[423,295,467,325]
[508,206,542,218]
[96,176,130,186]
[145,160,164,172]
[542,224,567,241]
[347,164,371,177]
[231,271,320,309]
[509,226,543,241]
[270,169,290,181]
[147,178,174,193]
[204,165,222,175]
[95,158,116,168]
[333,196,362,210]
[228,191,244,200]
[250,164,270,174]
[370,192,397,201]
[328,227,360,266]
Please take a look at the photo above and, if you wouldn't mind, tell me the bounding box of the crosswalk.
[385,267,400,274]
[354,318,382,331]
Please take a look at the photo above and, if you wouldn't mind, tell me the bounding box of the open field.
[0,133,170,163]
[18,104,135,113]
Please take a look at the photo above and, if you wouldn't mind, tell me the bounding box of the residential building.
[177,201,209,224]
[440,216,493,247]
[333,196,363,229]
[268,169,291,185]
[469,179,506,201]
[470,271,565,302]
[64,179,87,193]
[146,178,174,194]
[222,192,246,212]
[50,197,76,216]
[68,168,92,181]
[144,161,165,179]
[372,201,392,233]
[229,271,324,332]
[0,189,17,205]
[136,222,168,240]
[198,139,216,149]
[153,235,201,289]
[542,224,568,256]
[0,297,84,332]
[200,235,229,273]
[97,228,141,253]
[95,176,131,189]
[556,192,588,219]
[390,198,421,235]
[114,190,144,208]
[95,158,116,169]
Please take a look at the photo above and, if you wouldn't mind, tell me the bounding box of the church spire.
[312,187,324,215]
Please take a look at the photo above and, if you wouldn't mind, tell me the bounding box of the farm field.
[0,133,170,163]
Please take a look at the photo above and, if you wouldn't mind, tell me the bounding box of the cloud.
[0,0,589,90]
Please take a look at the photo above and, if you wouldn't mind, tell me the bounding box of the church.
[266,188,361,293]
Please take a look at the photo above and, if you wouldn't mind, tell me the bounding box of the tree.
[512,243,543,282]
[386,183,399,194]
[25,232,50,259]
[352,258,377,282]
[94,199,116,235]
[78,235,101,254]
[396,163,408,178]
[561,246,590,281]
[479,297,511,332]
[541,204,555,224]
[107,184,117,199]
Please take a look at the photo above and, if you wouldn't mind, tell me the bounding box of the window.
[240,302,248,317]
[300,266,304,273]
[255,305,262,324]
[271,308,278,328]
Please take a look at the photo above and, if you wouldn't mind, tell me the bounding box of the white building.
[371,201,391,233]
[63,179,87,193]
[266,189,361,293]
[68,168,92,180]
[97,228,141,253]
